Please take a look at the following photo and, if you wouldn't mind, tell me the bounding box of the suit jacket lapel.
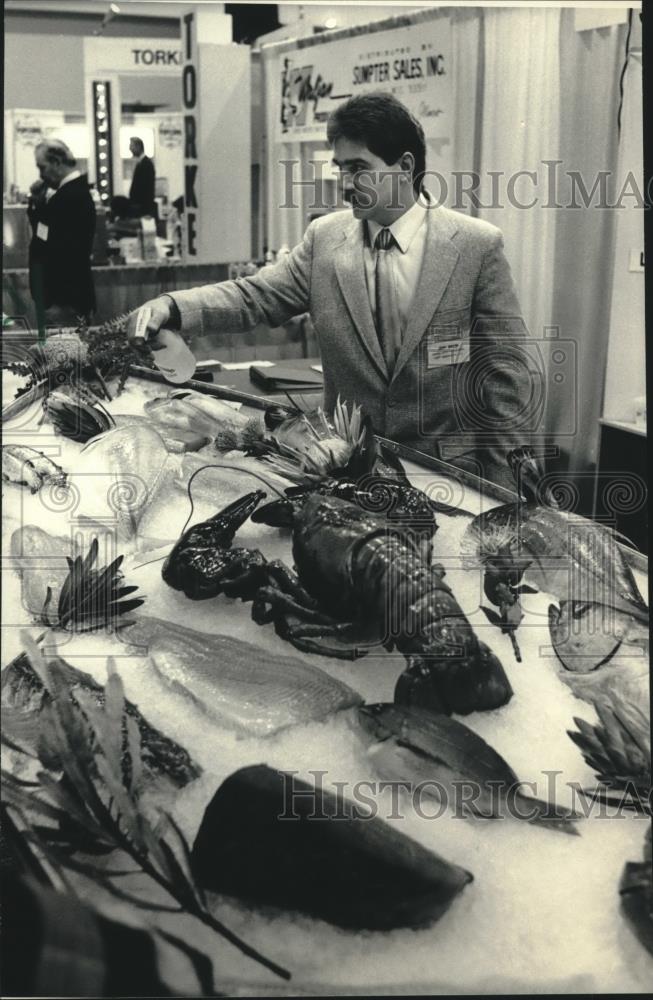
[392,205,460,383]
[334,217,389,381]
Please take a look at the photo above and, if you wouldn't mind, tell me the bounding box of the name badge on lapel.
[36,222,49,242]
[425,323,470,369]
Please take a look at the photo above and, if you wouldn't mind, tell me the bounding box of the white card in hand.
[152,328,196,384]
[134,305,152,341]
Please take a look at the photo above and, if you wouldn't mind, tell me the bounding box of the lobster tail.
[395,645,513,717]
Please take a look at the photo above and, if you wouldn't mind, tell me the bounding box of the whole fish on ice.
[463,448,648,684]
[144,390,254,441]
[123,615,363,737]
[359,703,580,835]
[46,390,210,452]
[2,649,200,790]
[11,525,83,620]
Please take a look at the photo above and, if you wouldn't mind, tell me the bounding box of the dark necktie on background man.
[374,227,400,376]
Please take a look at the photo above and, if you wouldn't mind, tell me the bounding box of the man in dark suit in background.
[31,140,96,325]
[128,136,156,218]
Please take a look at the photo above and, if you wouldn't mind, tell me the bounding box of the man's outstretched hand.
[126,295,178,349]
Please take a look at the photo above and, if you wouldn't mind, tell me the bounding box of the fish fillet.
[191,764,472,929]
[123,616,362,737]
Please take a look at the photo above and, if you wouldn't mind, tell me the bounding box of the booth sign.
[15,116,44,148]
[275,18,452,153]
[158,117,183,150]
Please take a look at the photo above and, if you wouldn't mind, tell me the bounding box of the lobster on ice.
[162,489,512,716]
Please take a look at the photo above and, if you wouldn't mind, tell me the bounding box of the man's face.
[35,151,61,188]
[129,140,138,157]
[331,137,411,223]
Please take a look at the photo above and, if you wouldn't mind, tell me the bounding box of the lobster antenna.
[181,463,289,537]
[125,463,292,569]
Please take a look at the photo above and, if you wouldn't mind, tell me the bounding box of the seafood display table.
[2,373,651,995]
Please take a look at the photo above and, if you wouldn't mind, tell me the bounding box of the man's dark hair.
[130,136,145,154]
[327,92,426,193]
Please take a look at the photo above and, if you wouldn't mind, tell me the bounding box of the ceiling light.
[94,3,121,36]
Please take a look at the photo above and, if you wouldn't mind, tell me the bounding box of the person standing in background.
[31,140,96,326]
[26,176,50,335]
[128,137,156,218]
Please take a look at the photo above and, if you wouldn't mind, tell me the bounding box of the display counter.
[1,368,650,994]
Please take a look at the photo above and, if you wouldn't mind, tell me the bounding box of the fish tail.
[518,794,581,836]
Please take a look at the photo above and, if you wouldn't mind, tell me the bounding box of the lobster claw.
[162,490,266,594]
[394,646,513,717]
[394,657,448,714]
[250,497,297,529]
[204,491,267,538]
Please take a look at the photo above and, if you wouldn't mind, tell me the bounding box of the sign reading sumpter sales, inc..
[276,18,451,154]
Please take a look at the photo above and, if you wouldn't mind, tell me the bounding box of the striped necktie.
[374,227,400,375]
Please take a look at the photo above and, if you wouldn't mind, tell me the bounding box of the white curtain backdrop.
[448,7,482,216]
[548,11,627,474]
[590,51,643,429]
[477,6,561,349]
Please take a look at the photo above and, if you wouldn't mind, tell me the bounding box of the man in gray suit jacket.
[129,93,534,490]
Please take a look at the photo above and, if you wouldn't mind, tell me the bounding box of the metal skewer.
[128,364,295,414]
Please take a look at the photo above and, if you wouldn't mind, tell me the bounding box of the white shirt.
[364,196,428,335]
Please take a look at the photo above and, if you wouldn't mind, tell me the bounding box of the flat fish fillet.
[10,525,74,619]
[124,616,363,737]
[10,524,120,621]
